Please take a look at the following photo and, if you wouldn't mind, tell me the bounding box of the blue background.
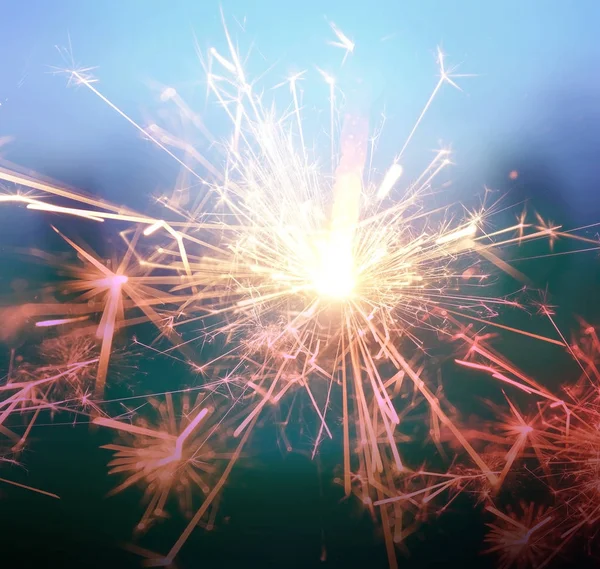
[2,0,600,219]
[2,4,600,568]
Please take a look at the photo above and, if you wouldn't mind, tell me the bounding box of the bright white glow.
[311,232,356,299]
[377,163,403,200]
[112,275,129,286]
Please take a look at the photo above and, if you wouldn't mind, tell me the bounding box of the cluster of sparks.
[2,17,600,569]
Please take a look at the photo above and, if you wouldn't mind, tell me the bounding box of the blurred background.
[1,1,600,567]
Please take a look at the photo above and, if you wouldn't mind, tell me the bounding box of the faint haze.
[1,0,599,306]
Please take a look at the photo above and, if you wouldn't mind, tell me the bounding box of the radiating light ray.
[35,316,91,327]
[0,476,60,499]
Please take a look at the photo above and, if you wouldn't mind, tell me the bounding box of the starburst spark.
[484,502,559,569]
[95,392,235,533]
[155,22,591,501]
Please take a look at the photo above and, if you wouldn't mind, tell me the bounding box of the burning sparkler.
[1,14,600,569]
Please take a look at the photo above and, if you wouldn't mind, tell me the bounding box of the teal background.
[1,2,600,568]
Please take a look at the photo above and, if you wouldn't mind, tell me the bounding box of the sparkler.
[484,502,559,569]
[1,15,600,569]
[449,316,600,567]
[95,392,235,533]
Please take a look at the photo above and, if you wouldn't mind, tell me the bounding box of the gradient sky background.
[2,0,600,218]
[2,4,600,567]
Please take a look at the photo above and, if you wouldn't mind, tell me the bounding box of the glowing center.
[112,275,129,286]
[312,231,356,299]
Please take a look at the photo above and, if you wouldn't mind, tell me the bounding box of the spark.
[95,393,233,532]
[327,21,355,65]
[35,316,90,327]
[484,502,558,569]
[0,476,60,499]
